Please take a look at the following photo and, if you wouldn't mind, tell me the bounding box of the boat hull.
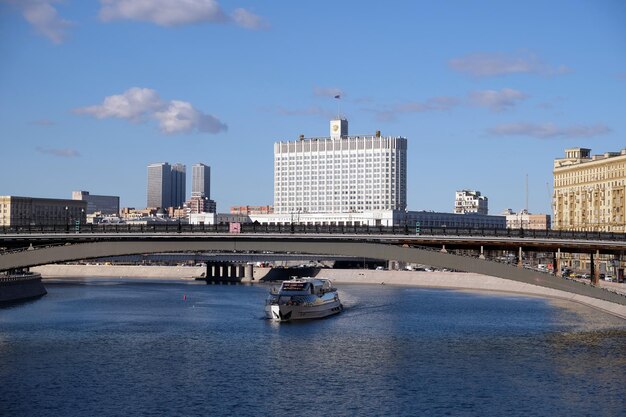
[265,298,342,321]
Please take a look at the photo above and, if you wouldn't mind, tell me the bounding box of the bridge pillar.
[518,247,523,268]
[554,249,561,277]
[245,264,254,280]
[592,250,600,286]
[479,246,485,260]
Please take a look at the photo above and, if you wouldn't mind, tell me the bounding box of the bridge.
[1,226,625,308]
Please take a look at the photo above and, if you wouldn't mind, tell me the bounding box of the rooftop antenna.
[525,174,529,212]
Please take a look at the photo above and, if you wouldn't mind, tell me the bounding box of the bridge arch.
[1,238,625,307]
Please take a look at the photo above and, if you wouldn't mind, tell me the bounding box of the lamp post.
[65,206,69,232]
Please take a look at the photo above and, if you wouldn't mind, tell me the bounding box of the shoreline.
[32,264,626,320]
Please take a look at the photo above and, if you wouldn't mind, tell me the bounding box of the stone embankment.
[0,273,47,303]
[32,264,206,280]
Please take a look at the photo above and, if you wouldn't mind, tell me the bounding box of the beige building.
[553,148,626,232]
[502,209,551,230]
[0,196,87,227]
[454,190,488,215]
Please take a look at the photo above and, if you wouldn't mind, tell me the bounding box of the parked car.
[604,275,614,282]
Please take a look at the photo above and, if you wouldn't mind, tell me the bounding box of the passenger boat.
[265,277,343,321]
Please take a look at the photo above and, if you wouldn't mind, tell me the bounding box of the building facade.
[0,196,87,226]
[192,163,211,198]
[147,162,172,208]
[553,147,626,232]
[273,119,407,214]
[230,205,274,215]
[171,163,186,208]
[72,191,120,215]
[147,162,186,209]
[454,190,488,215]
[502,209,551,230]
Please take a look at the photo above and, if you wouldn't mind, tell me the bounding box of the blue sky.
[1,0,625,215]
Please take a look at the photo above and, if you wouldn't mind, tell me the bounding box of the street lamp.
[65,206,69,232]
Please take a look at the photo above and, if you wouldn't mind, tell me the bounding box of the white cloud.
[154,100,227,134]
[74,87,164,121]
[6,0,72,43]
[449,52,571,77]
[99,0,266,29]
[487,122,611,139]
[36,147,80,157]
[74,87,227,135]
[469,88,528,112]
[232,8,269,30]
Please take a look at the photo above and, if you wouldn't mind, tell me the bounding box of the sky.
[1,0,625,215]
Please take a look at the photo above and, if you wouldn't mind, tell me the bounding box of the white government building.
[250,119,408,226]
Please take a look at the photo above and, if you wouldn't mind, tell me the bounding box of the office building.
[454,190,488,215]
[553,148,626,232]
[273,119,407,214]
[171,163,186,208]
[0,196,86,226]
[192,163,211,198]
[147,162,172,208]
[147,162,186,209]
[72,191,120,215]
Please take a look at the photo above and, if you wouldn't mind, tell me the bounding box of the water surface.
[1,280,624,416]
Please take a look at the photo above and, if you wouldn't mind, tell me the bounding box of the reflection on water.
[0,281,624,417]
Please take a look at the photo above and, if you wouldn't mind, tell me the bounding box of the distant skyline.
[1,1,625,215]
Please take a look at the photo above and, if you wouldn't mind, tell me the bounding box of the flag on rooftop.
[334,95,340,99]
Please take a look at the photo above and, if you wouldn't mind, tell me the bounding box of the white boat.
[265,277,343,321]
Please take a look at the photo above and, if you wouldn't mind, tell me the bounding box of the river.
[1,279,625,416]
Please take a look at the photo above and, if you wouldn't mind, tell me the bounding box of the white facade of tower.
[273,120,407,214]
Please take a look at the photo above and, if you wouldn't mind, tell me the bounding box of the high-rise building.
[273,119,407,214]
[171,163,186,208]
[147,162,186,208]
[454,190,488,215]
[553,147,626,232]
[72,191,120,215]
[192,163,211,198]
[147,162,172,208]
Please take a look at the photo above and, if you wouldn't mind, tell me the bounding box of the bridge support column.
[245,264,254,280]
[479,246,485,260]
[554,249,561,277]
[518,247,523,268]
[592,250,600,286]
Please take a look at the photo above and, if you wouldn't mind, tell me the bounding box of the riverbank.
[31,264,626,320]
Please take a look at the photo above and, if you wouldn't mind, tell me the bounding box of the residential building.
[502,209,551,230]
[230,206,273,215]
[454,190,488,215]
[185,195,216,214]
[72,191,119,215]
[0,196,86,226]
[553,147,626,232]
[273,119,407,215]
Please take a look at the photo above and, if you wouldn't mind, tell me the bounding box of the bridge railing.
[1,223,625,242]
